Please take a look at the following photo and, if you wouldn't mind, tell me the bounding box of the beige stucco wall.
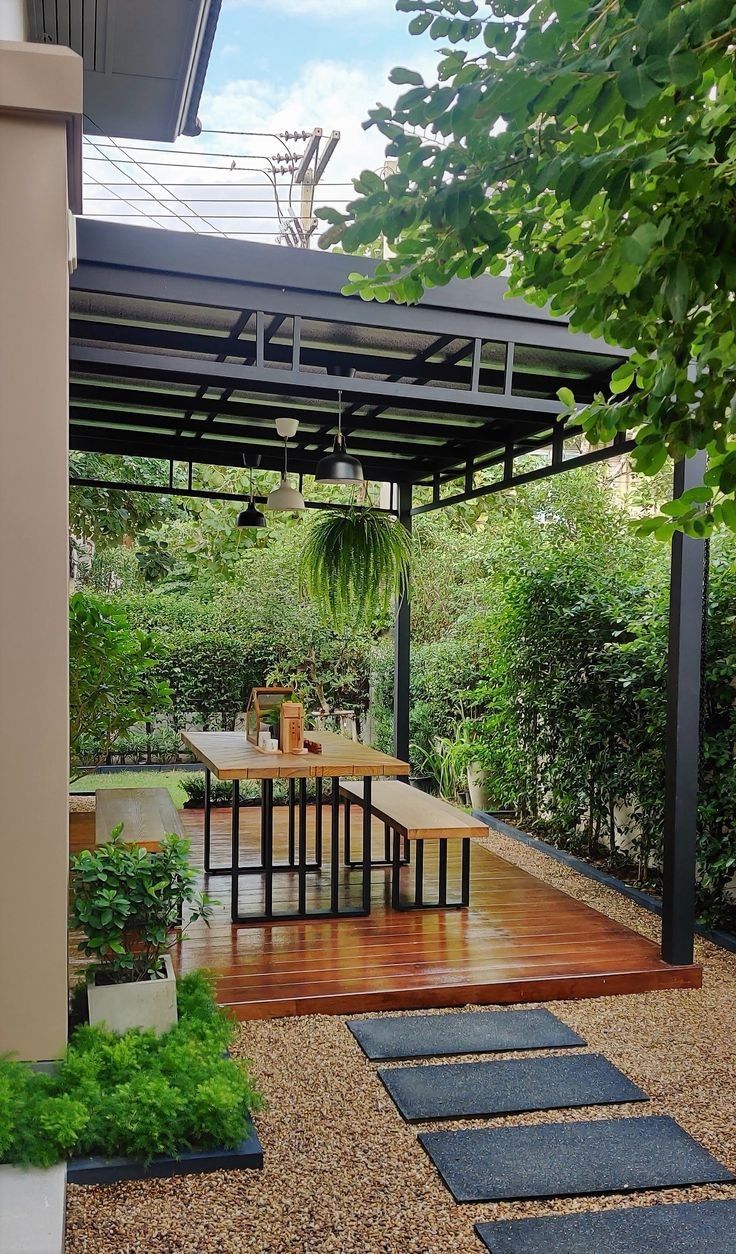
[0,42,82,1060]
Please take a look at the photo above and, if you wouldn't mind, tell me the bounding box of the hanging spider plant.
[299,505,412,631]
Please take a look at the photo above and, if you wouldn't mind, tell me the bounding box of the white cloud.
[83,48,440,245]
[223,0,392,17]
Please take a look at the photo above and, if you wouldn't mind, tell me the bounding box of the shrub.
[0,971,263,1168]
[69,831,215,982]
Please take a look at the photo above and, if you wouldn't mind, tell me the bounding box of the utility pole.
[279,127,340,248]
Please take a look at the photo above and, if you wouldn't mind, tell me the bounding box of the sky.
[83,0,440,244]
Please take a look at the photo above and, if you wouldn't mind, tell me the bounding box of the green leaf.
[557,386,575,409]
[618,65,660,109]
[389,67,424,86]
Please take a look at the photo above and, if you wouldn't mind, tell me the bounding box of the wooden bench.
[95,787,183,851]
[339,780,487,910]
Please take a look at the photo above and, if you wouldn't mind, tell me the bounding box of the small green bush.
[70,831,215,981]
[0,972,263,1168]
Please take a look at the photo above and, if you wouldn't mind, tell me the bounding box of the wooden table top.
[181,729,410,781]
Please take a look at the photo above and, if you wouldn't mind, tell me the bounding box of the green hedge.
[370,637,482,764]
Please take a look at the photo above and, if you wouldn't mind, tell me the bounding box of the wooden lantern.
[245,686,293,751]
[279,701,306,755]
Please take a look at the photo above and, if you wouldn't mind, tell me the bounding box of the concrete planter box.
[87,955,178,1035]
[67,1127,263,1185]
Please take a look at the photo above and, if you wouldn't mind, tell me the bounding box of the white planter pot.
[467,761,491,811]
[87,955,178,1035]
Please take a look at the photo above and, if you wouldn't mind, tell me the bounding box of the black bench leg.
[461,837,471,906]
[203,767,212,872]
[415,840,424,906]
[438,839,448,906]
[392,830,402,910]
[343,796,352,866]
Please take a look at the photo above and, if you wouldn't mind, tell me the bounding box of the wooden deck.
[70,803,701,1019]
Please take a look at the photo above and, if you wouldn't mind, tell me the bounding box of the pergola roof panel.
[70,221,626,482]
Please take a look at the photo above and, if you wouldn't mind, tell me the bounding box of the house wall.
[0,41,82,1060]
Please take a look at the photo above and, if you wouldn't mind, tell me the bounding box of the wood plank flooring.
[69,803,701,1019]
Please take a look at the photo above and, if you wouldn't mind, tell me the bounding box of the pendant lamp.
[315,390,364,485]
[267,431,305,511]
[237,463,266,529]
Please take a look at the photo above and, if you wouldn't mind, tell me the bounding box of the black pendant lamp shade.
[315,390,364,485]
[237,463,266,528]
[237,500,266,528]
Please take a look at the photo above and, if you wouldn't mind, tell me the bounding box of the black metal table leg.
[384,822,391,862]
[263,778,274,917]
[315,777,323,866]
[298,777,307,915]
[230,778,240,921]
[330,775,340,913]
[288,778,296,866]
[362,775,372,914]
[203,767,212,871]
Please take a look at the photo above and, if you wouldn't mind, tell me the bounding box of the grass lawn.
[69,769,197,809]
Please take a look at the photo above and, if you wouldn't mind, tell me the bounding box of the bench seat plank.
[95,787,184,850]
[340,780,487,842]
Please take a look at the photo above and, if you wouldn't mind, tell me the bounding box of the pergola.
[70,217,706,969]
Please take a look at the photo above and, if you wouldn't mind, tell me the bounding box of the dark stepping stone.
[378,1053,647,1122]
[475,1199,736,1253]
[419,1116,734,1203]
[347,1009,585,1060]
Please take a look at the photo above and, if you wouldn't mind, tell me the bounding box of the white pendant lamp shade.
[267,476,305,510]
[267,432,305,510]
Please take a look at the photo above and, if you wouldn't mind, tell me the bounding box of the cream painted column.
[0,42,82,1060]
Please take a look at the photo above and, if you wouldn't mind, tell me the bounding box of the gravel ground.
[65,829,736,1254]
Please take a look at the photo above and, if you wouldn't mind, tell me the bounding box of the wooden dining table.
[181,729,409,924]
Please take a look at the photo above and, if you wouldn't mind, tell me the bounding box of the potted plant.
[69,827,215,1035]
[299,506,412,630]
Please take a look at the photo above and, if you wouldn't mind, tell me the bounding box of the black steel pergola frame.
[69,219,705,969]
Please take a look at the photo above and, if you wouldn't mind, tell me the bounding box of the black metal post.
[394,481,412,763]
[661,451,707,966]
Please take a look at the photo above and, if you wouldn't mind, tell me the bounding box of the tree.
[319,0,736,534]
[69,591,170,777]
[70,453,175,550]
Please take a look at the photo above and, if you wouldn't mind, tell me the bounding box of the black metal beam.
[411,435,635,512]
[69,404,477,466]
[69,379,552,443]
[661,451,707,967]
[68,475,395,514]
[69,345,568,421]
[69,427,416,482]
[393,482,412,764]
